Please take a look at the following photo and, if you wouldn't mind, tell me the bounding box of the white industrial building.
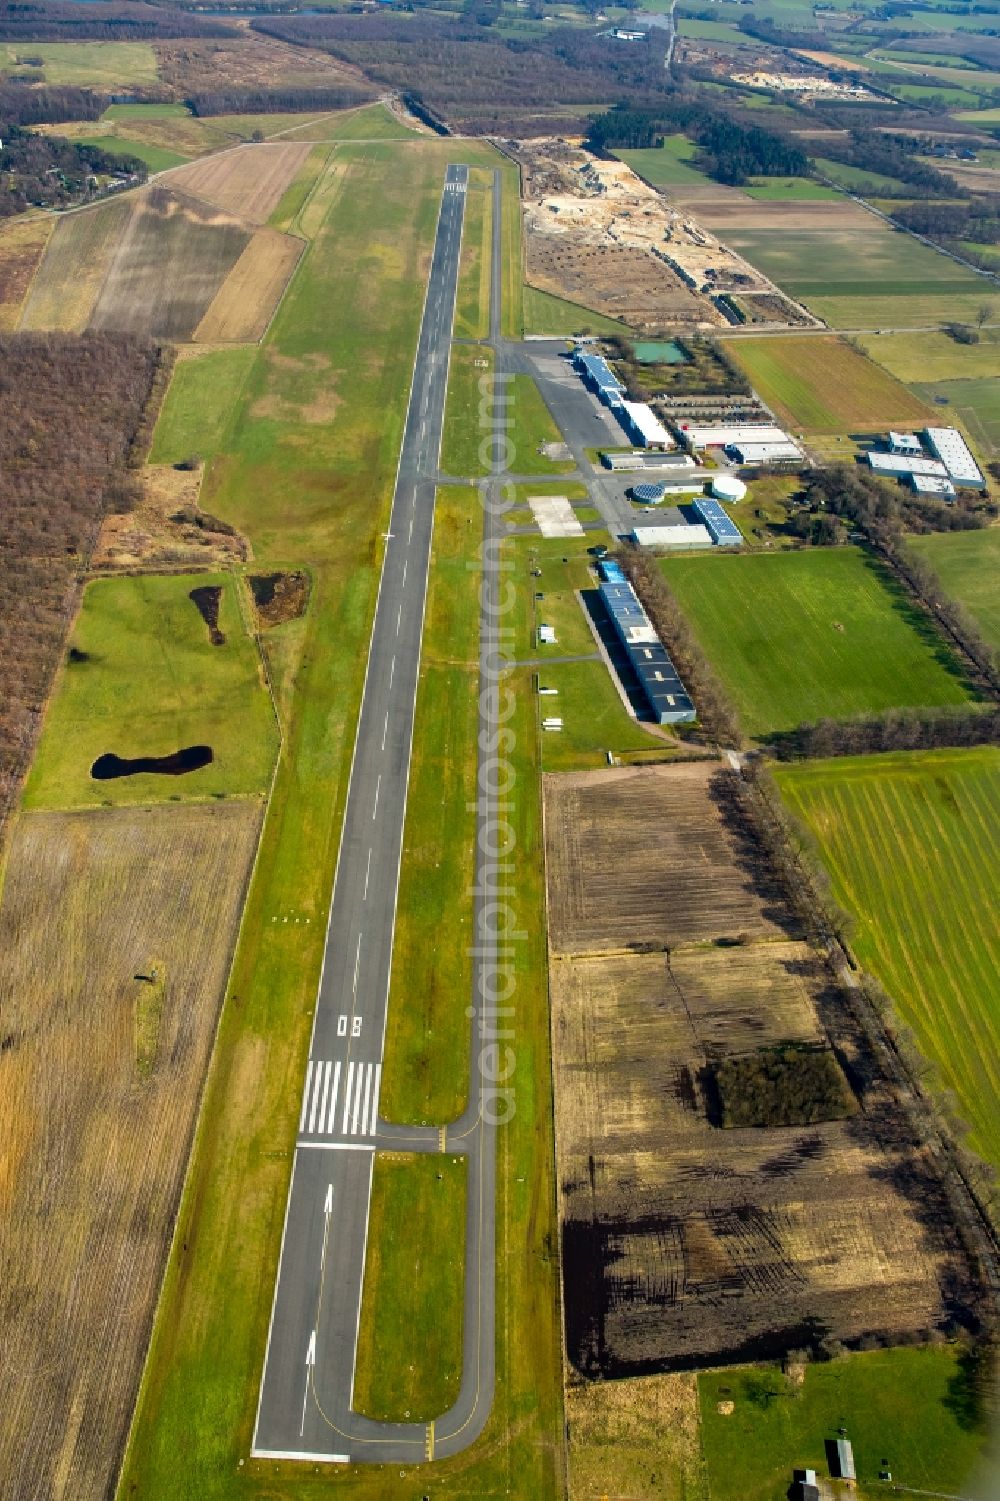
[924,426,984,487]
[631,523,713,549]
[726,440,802,465]
[616,399,673,450]
[889,431,923,455]
[679,422,794,452]
[910,472,957,498]
[868,451,948,479]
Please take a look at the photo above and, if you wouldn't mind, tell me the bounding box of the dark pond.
[91,746,214,779]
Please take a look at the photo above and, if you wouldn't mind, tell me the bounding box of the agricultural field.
[165,143,313,225]
[912,376,1000,454]
[858,327,1000,383]
[193,227,304,343]
[777,748,1000,1172]
[0,214,53,331]
[909,527,1000,652]
[728,334,931,433]
[661,548,975,738]
[547,763,969,1376]
[615,133,711,188]
[353,1153,466,1421]
[119,139,563,1501]
[699,1345,993,1501]
[0,799,262,1501]
[19,195,133,332]
[0,40,159,87]
[23,572,278,810]
[149,345,257,466]
[744,177,842,201]
[545,763,791,955]
[724,226,994,327]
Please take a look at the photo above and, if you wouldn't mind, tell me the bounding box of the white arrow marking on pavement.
[321,1185,333,1272]
[300,1330,317,1436]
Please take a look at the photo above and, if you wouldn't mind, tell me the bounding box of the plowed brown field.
[165,142,312,225]
[545,762,972,1377]
[195,226,303,342]
[0,800,261,1499]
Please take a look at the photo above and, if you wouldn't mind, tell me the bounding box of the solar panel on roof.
[692,497,742,545]
[633,483,667,504]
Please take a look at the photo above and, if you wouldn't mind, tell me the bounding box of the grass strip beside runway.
[354,1153,467,1422]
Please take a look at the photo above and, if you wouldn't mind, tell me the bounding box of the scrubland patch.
[567,1371,708,1501]
[0,215,53,330]
[0,800,261,1501]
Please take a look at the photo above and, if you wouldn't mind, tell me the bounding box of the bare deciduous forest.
[0,332,161,845]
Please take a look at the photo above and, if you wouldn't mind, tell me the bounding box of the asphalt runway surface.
[253,162,503,1466]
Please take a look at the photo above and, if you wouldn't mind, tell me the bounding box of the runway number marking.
[337,1015,347,1038]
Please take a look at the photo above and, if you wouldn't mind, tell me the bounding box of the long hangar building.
[598,559,695,724]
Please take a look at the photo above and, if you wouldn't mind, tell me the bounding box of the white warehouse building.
[679,422,795,451]
[631,523,713,549]
[923,427,984,487]
[615,399,673,449]
[726,440,802,465]
[868,451,948,479]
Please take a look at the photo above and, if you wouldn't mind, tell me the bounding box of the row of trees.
[767,704,1000,761]
[0,1,233,41]
[186,85,373,117]
[0,126,148,218]
[0,333,162,848]
[0,82,104,127]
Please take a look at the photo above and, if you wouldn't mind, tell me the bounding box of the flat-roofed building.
[598,569,695,723]
[889,431,923,455]
[616,398,673,449]
[910,472,956,498]
[691,497,743,546]
[726,440,802,465]
[868,451,948,479]
[679,422,792,451]
[630,523,713,549]
[924,426,984,487]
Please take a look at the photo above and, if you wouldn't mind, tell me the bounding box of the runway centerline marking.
[372,775,381,821]
[363,849,372,901]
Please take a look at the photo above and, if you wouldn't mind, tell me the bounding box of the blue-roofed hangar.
[598,561,695,724]
[691,497,742,547]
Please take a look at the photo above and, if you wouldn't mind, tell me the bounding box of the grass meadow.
[522,285,627,336]
[118,139,563,1501]
[660,547,975,738]
[0,40,158,87]
[858,328,1000,383]
[912,377,1000,454]
[728,335,931,433]
[149,346,257,465]
[23,573,277,809]
[909,527,1000,651]
[700,1344,993,1501]
[353,1153,466,1421]
[616,133,709,188]
[777,748,1000,1172]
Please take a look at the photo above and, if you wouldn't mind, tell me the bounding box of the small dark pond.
[91,746,214,780]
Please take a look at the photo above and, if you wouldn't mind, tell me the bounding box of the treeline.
[0,83,104,127]
[817,129,963,199]
[587,103,807,185]
[767,704,1000,761]
[0,333,162,849]
[892,198,1000,249]
[187,85,372,116]
[0,126,148,218]
[250,13,670,131]
[0,0,233,40]
[616,544,742,746]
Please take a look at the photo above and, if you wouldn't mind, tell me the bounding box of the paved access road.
[253,163,502,1466]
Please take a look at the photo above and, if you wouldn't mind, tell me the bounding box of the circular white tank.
[711,474,747,503]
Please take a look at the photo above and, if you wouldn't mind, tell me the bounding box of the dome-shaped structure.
[711,473,747,503]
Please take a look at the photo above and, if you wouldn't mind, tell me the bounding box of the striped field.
[777,748,1000,1173]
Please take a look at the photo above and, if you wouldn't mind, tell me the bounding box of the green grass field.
[661,547,974,738]
[455,169,492,340]
[441,343,494,477]
[522,285,628,336]
[118,139,563,1501]
[777,748,1000,1170]
[0,40,158,86]
[812,156,912,194]
[745,177,842,201]
[72,131,188,172]
[353,1153,466,1421]
[700,1344,993,1501]
[912,377,1000,454]
[615,133,710,188]
[909,527,1000,652]
[858,327,1000,382]
[267,143,331,233]
[23,573,277,809]
[728,335,930,433]
[510,374,575,473]
[149,347,257,465]
[279,101,419,141]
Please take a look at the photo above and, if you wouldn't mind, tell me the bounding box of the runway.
[252,162,501,1465]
